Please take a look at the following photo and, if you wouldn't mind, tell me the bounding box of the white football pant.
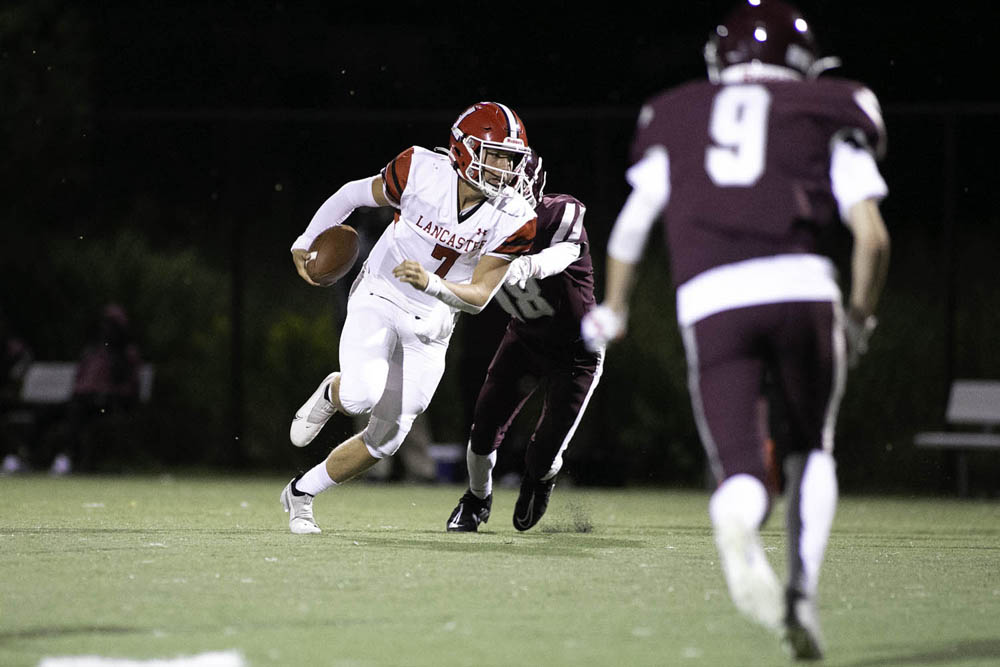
[338,285,449,458]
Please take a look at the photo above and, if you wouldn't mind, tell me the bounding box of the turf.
[1,476,998,666]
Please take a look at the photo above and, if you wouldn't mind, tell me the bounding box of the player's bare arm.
[603,256,638,326]
[845,198,890,320]
[393,255,512,314]
[580,256,636,350]
[843,197,890,366]
[291,175,392,284]
[582,156,665,351]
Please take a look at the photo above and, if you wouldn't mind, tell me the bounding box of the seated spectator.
[1,306,34,474]
[52,303,143,474]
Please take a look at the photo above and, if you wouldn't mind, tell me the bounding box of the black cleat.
[783,589,824,661]
[512,475,556,531]
[446,489,492,532]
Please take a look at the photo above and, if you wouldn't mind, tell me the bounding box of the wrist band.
[424,273,443,297]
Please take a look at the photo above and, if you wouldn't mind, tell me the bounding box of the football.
[306,225,360,286]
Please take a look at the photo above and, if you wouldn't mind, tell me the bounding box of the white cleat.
[714,520,783,632]
[280,478,321,534]
[289,372,339,447]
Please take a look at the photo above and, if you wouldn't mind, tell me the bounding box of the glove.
[844,311,877,368]
[505,256,535,289]
[581,304,624,352]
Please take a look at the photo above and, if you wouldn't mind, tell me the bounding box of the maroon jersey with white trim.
[493,193,595,345]
[632,77,885,286]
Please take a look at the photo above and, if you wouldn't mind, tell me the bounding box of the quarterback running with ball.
[281,102,537,535]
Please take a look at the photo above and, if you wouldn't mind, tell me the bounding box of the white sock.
[709,474,769,532]
[709,473,783,630]
[797,451,838,596]
[466,443,496,500]
[296,461,338,496]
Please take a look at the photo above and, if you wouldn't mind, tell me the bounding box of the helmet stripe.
[494,102,521,140]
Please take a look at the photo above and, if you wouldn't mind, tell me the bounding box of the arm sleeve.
[829,138,888,222]
[291,175,379,251]
[526,242,581,279]
[607,147,670,264]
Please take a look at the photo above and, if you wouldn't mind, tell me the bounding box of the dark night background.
[3,1,999,492]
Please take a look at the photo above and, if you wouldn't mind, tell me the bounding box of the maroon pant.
[681,301,846,485]
[469,328,602,481]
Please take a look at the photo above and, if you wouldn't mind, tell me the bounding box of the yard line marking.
[39,650,245,666]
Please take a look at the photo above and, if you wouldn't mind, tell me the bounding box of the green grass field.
[2,475,998,666]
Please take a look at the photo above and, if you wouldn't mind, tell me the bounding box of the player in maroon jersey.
[447,150,603,532]
[582,1,890,660]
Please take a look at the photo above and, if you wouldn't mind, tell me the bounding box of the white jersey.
[361,146,537,318]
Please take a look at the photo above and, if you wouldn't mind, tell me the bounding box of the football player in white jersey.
[280,101,538,534]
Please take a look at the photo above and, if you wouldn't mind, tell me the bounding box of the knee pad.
[362,413,415,459]
[337,376,383,417]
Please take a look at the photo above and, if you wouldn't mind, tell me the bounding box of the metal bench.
[21,361,154,404]
[3,361,156,473]
[5,361,155,426]
[914,379,1000,496]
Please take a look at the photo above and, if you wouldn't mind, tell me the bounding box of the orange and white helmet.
[449,101,531,198]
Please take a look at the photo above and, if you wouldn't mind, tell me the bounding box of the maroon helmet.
[704,0,839,81]
[518,149,547,208]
